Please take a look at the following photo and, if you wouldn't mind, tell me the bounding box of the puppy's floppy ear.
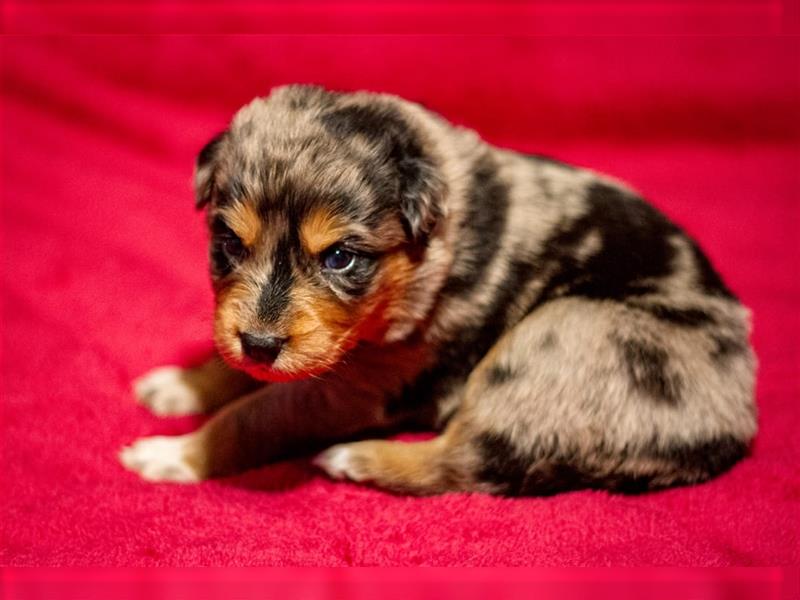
[377,117,445,243]
[320,103,445,243]
[396,153,444,243]
[193,130,228,209]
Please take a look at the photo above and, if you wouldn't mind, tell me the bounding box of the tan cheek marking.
[220,202,261,247]
[290,285,353,338]
[378,252,415,292]
[275,283,358,373]
[300,209,349,255]
[371,251,416,322]
[213,281,255,359]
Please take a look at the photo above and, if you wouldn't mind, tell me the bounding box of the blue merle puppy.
[120,85,757,495]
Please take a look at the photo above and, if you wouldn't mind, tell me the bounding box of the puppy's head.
[194,85,448,381]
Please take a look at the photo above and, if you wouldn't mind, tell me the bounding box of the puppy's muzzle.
[240,332,287,364]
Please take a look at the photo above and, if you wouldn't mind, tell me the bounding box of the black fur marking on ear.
[198,131,227,167]
[441,153,510,297]
[195,130,228,209]
[225,176,246,203]
[615,336,682,404]
[321,104,420,156]
[257,236,294,323]
[320,104,441,240]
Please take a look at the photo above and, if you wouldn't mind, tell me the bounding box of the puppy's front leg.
[120,380,387,482]
[133,355,259,416]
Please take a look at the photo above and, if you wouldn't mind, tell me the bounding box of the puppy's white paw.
[133,366,203,416]
[119,435,201,483]
[313,444,370,482]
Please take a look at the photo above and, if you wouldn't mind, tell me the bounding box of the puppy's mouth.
[239,361,303,383]
[230,348,307,383]
[230,340,346,383]
[215,321,361,383]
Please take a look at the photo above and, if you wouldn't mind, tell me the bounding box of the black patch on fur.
[476,432,608,496]
[476,432,617,496]
[535,182,679,304]
[476,432,532,495]
[441,154,510,296]
[654,434,748,481]
[625,301,715,327]
[616,336,682,404]
[687,239,736,299]
[476,431,749,496]
[710,334,747,364]
[321,104,419,155]
[257,236,294,323]
[452,258,538,370]
[198,131,226,168]
[475,258,540,352]
[486,364,516,385]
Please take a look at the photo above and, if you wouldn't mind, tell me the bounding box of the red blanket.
[2,13,798,566]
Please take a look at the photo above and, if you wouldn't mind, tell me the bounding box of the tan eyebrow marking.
[300,208,349,255]
[219,202,261,247]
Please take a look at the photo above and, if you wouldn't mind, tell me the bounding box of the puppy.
[120,85,756,495]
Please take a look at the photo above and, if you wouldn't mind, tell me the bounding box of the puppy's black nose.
[240,332,287,364]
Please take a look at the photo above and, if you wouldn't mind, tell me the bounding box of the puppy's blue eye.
[322,246,356,271]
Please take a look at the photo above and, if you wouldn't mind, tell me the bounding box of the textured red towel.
[2,21,799,566]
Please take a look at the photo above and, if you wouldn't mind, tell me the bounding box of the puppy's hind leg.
[314,422,487,495]
[133,355,259,416]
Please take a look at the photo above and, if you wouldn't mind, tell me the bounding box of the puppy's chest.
[377,331,494,425]
[334,335,466,426]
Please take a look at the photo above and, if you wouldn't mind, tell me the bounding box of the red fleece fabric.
[2,27,799,566]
